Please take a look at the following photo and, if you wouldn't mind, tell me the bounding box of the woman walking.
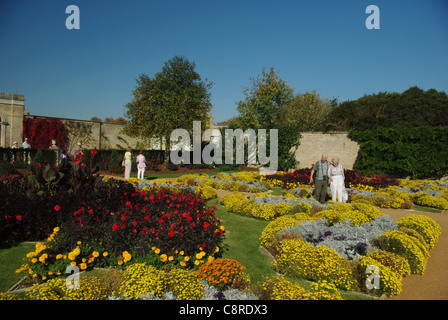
[136,150,146,180]
[328,157,346,203]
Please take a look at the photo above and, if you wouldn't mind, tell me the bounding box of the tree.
[235,68,300,171]
[123,56,213,155]
[104,117,127,125]
[325,86,448,131]
[276,90,337,132]
[90,117,102,122]
[236,67,294,130]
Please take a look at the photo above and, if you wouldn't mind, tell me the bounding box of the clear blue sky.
[1,0,447,124]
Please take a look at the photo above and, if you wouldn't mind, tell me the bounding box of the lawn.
[0,242,35,292]
[207,198,275,285]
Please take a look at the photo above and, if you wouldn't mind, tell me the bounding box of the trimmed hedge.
[349,126,448,178]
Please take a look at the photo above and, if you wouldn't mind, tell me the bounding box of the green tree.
[235,68,300,171]
[236,67,294,130]
[277,90,337,132]
[325,86,448,131]
[123,56,213,155]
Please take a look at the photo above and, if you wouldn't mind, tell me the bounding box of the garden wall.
[2,92,361,168]
[293,132,360,170]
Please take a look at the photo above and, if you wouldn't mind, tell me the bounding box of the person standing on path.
[328,157,346,203]
[124,147,132,180]
[309,153,330,203]
[136,150,146,181]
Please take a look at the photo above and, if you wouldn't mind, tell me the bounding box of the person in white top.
[22,138,30,148]
[136,150,146,180]
[328,157,346,203]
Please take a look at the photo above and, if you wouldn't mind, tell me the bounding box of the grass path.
[207,198,275,285]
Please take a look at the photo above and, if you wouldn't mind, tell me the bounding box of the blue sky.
[1,0,447,123]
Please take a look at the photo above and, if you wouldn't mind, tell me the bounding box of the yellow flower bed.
[377,230,429,274]
[409,192,448,210]
[260,275,343,300]
[194,185,218,200]
[119,263,166,299]
[260,275,311,300]
[396,214,442,250]
[314,202,383,226]
[167,268,205,300]
[350,188,413,209]
[259,212,314,248]
[357,256,402,296]
[366,249,411,277]
[275,238,356,290]
[26,276,111,300]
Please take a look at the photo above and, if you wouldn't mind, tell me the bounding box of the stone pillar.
[49,139,62,166]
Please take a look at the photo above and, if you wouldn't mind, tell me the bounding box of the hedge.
[349,126,448,178]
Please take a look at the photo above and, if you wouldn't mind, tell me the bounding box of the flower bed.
[132,171,269,195]
[261,169,399,190]
[259,200,442,297]
[2,165,446,300]
[348,179,448,210]
[15,186,225,284]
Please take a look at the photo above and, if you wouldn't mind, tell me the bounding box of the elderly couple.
[309,153,347,204]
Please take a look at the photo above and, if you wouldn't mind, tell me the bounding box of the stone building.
[0,93,26,148]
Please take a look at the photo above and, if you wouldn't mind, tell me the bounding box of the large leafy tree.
[276,90,337,132]
[236,67,294,130]
[234,68,301,171]
[123,56,213,151]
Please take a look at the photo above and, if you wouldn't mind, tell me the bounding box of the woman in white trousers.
[124,147,132,180]
[328,157,346,203]
[136,150,146,180]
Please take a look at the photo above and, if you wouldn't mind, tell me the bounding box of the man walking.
[309,153,330,203]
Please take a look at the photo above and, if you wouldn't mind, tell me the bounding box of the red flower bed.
[60,187,224,258]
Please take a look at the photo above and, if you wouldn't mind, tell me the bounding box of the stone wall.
[23,115,142,155]
[293,132,360,169]
[1,92,360,168]
[0,93,27,148]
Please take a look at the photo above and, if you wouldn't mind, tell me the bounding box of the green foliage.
[123,56,213,150]
[326,86,448,131]
[236,67,294,130]
[31,149,56,166]
[277,90,337,132]
[349,126,448,178]
[276,125,301,171]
